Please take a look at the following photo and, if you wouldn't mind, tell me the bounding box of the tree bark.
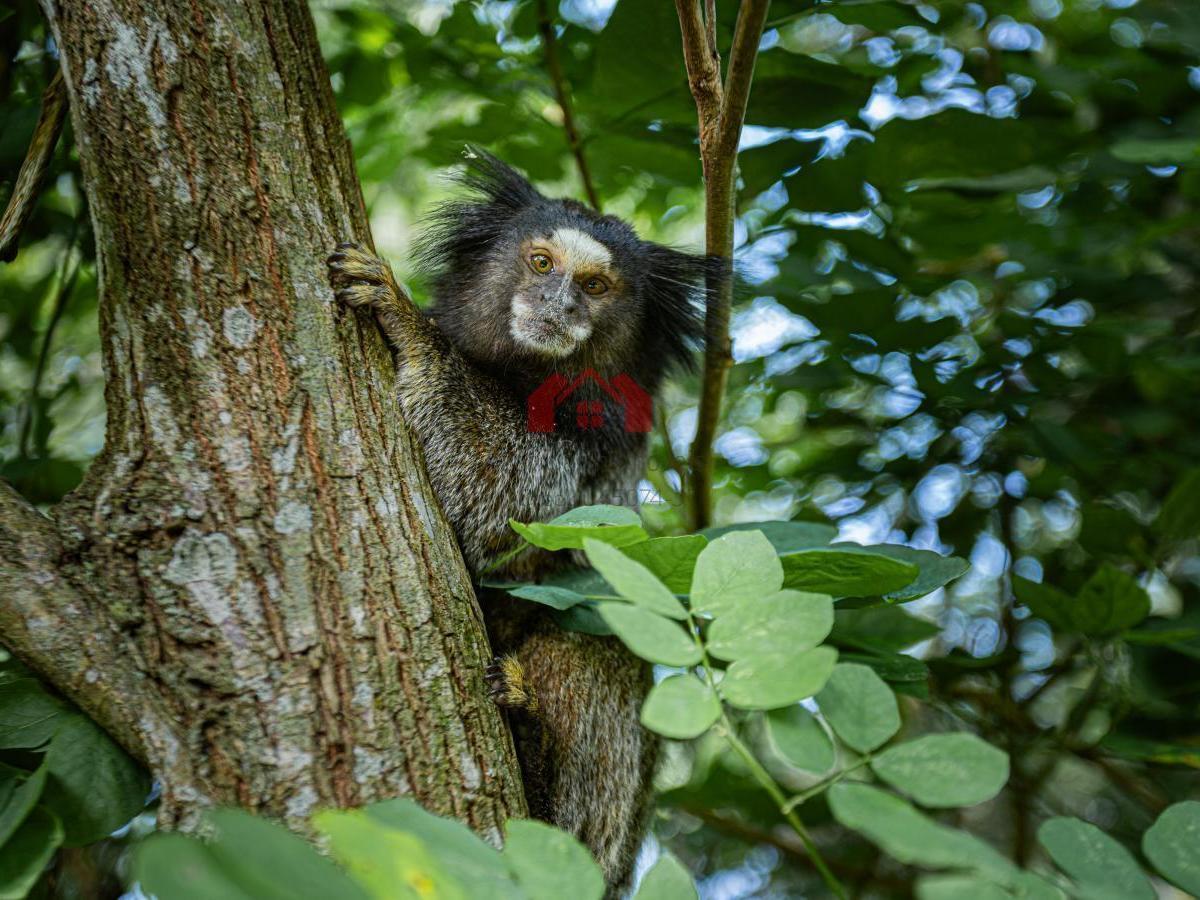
[0,0,526,838]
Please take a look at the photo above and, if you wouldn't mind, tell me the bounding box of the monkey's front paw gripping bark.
[327,242,393,310]
[485,656,538,713]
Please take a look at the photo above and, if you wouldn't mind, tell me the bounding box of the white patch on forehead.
[550,227,611,273]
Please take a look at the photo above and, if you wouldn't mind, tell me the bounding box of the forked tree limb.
[0,481,185,774]
[675,0,770,529]
[2,0,527,837]
[537,0,601,210]
[0,69,67,262]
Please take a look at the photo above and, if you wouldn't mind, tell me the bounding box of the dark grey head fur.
[418,149,719,393]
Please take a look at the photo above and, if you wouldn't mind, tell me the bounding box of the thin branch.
[0,69,67,262]
[686,607,848,898]
[718,0,770,160]
[674,0,722,140]
[537,0,601,211]
[20,214,82,457]
[676,0,770,529]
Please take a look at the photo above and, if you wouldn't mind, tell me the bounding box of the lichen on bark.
[0,0,525,836]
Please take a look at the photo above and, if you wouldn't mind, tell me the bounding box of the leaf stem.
[481,540,531,576]
[687,614,847,899]
[782,755,873,814]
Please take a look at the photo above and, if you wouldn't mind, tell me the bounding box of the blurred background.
[2,0,1198,896]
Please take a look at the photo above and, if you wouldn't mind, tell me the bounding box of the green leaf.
[1072,565,1150,635]
[828,783,1015,879]
[0,763,46,847]
[135,834,257,900]
[908,166,1058,195]
[317,808,464,900]
[871,734,1009,808]
[707,590,833,661]
[1038,817,1154,900]
[550,505,642,528]
[41,716,150,846]
[620,536,708,594]
[0,807,63,900]
[640,675,721,740]
[848,545,969,603]
[365,799,519,900]
[1111,138,1200,165]
[583,538,686,619]
[721,646,838,710]
[690,530,783,618]
[780,548,918,597]
[552,604,614,636]
[597,604,701,667]
[503,819,605,900]
[541,567,612,596]
[0,675,71,750]
[1013,576,1075,632]
[634,852,697,900]
[507,584,589,610]
[916,875,1014,900]
[700,521,836,554]
[510,506,647,551]
[766,705,836,774]
[1100,733,1200,768]
[1143,801,1200,896]
[1155,468,1200,542]
[839,650,929,683]
[831,606,940,653]
[204,809,371,900]
[815,663,900,753]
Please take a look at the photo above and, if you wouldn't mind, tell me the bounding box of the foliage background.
[2,0,1199,896]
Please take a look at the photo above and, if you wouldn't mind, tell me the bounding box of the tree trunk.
[0,0,526,838]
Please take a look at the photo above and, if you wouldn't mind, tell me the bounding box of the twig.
[536,0,601,211]
[19,215,82,458]
[675,0,770,529]
[656,406,687,500]
[687,609,848,899]
[674,803,911,891]
[782,755,873,813]
[0,69,68,263]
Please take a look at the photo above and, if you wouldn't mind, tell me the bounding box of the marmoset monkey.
[327,151,714,895]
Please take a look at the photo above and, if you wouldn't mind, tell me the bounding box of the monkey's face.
[504,227,629,360]
[423,151,708,382]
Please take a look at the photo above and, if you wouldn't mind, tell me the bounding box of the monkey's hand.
[327,241,437,361]
[486,655,538,713]
[327,242,401,310]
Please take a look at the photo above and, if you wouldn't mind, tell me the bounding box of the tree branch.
[0,481,167,767]
[537,0,600,210]
[0,69,67,262]
[674,0,722,141]
[719,0,770,160]
[677,0,770,529]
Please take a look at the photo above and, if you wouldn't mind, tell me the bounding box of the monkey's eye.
[581,276,609,296]
[529,253,554,275]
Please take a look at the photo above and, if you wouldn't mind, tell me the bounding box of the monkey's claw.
[485,655,536,711]
[327,241,393,310]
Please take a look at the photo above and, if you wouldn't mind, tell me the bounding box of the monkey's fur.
[327,152,713,894]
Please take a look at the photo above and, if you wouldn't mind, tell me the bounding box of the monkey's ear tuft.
[456,145,544,211]
[417,147,544,285]
[641,244,728,374]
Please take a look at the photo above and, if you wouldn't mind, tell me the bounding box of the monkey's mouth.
[512,315,585,358]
